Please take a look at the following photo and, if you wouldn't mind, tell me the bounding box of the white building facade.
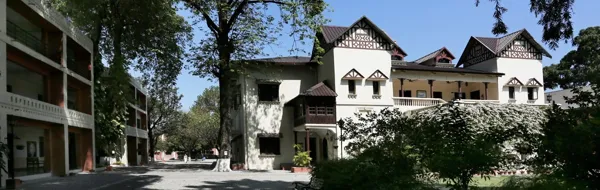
[0,0,95,185]
[231,16,550,170]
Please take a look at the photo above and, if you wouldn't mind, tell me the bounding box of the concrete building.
[545,86,592,109]
[0,0,95,185]
[231,16,550,170]
[120,77,148,166]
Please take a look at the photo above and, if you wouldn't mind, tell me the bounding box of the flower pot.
[106,166,113,171]
[291,167,311,173]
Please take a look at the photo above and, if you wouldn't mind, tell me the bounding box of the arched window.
[437,58,451,63]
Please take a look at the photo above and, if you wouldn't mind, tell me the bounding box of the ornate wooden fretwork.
[463,40,496,67]
[367,70,388,81]
[335,20,393,50]
[342,69,364,80]
[500,35,542,60]
[505,77,524,86]
[525,78,543,87]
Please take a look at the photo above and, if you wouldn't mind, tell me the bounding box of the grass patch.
[436,176,518,189]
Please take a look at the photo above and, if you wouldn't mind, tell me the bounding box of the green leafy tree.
[48,0,192,155]
[182,0,328,171]
[476,0,575,49]
[145,83,183,162]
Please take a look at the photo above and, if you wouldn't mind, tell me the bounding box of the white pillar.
[62,33,69,173]
[90,53,96,170]
[0,0,6,93]
[63,124,69,173]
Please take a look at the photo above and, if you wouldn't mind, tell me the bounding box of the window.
[137,118,141,128]
[508,87,515,99]
[546,95,552,103]
[39,137,44,157]
[67,87,77,110]
[402,90,412,97]
[7,85,12,92]
[372,81,380,95]
[417,90,427,98]
[438,58,451,63]
[454,92,466,99]
[348,80,356,94]
[391,55,403,60]
[527,87,538,100]
[259,137,280,155]
[433,92,443,99]
[258,83,279,102]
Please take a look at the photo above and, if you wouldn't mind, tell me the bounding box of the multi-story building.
[120,76,148,166]
[231,16,550,170]
[0,0,95,184]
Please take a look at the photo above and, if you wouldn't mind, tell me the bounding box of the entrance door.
[322,139,328,160]
[470,90,481,100]
[68,132,77,170]
[309,138,317,164]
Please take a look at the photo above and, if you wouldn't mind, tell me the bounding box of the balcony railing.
[457,99,501,104]
[126,126,148,138]
[293,106,336,127]
[2,92,93,129]
[393,97,447,107]
[6,20,47,55]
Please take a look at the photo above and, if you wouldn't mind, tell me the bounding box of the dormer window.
[437,58,451,63]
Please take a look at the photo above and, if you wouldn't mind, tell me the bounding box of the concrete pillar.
[63,124,69,174]
[399,78,404,97]
[80,129,93,171]
[0,114,6,187]
[50,124,66,176]
[90,53,96,170]
[0,0,7,184]
[428,80,434,98]
[484,82,489,100]
[457,81,463,99]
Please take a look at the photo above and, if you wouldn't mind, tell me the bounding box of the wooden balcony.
[294,106,336,127]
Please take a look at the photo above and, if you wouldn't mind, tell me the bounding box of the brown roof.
[319,16,408,57]
[392,64,504,75]
[301,82,337,97]
[473,29,552,57]
[413,47,456,64]
[248,56,314,65]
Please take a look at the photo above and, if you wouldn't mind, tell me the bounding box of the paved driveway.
[17,161,310,190]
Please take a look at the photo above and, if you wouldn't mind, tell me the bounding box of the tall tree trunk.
[148,127,155,162]
[213,70,233,171]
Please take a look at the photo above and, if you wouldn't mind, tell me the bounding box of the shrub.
[496,175,587,190]
[312,147,434,190]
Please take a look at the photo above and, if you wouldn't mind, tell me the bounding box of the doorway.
[470,90,481,100]
[322,138,328,161]
[309,138,317,164]
[68,132,77,170]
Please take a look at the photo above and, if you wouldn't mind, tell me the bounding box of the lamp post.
[337,119,345,159]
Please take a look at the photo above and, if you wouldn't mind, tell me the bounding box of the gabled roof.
[413,47,456,64]
[301,82,337,97]
[457,29,552,67]
[367,70,389,81]
[474,29,552,57]
[525,78,543,87]
[342,68,365,80]
[320,16,407,56]
[505,77,524,86]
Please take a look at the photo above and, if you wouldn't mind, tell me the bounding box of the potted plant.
[292,144,312,173]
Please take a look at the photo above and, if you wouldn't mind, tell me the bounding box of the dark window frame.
[509,86,515,99]
[348,80,356,94]
[433,91,443,99]
[527,87,538,100]
[372,81,380,95]
[402,90,412,97]
[257,83,280,102]
[259,137,281,155]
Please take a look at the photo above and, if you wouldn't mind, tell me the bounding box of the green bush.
[312,147,434,190]
[495,175,587,190]
[293,144,311,167]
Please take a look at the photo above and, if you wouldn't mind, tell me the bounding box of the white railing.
[2,92,93,128]
[457,99,501,104]
[392,97,447,107]
[67,109,94,129]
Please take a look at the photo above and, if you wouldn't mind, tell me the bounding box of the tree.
[145,83,183,162]
[340,103,545,190]
[182,0,328,171]
[476,0,575,49]
[49,0,192,155]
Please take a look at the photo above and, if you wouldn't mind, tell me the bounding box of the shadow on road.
[17,171,163,190]
[148,162,215,172]
[185,179,295,190]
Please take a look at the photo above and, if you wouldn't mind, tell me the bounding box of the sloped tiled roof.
[473,29,551,57]
[301,82,337,97]
[321,25,348,44]
[413,47,456,64]
[248,56,314,65]
[319,16,407,57]
[392,64,504,75]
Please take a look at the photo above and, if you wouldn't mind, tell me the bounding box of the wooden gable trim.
[333,17,407,56]
[498,30,552,59]
[435,47,456,62]
[367,70,389,81]
[456,37,497,67]
[504,77,524,86]
[525,78,543,87]
[342,68,364,80]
